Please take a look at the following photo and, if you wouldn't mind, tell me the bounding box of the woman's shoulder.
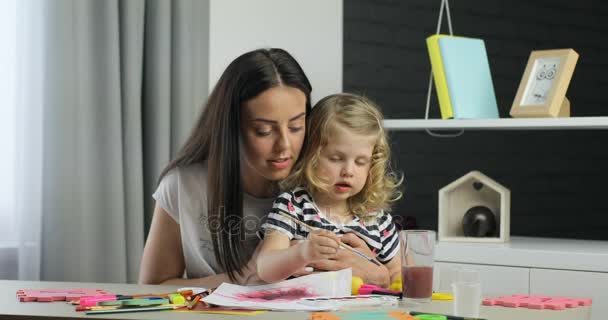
[153,162,208,221]
[158,162,208,193]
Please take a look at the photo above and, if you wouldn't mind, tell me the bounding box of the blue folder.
[438,37,499,119]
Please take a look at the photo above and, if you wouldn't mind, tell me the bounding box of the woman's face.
[240,85,307,192]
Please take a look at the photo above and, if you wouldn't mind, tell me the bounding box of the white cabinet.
[434,237,608,320]
[435,262,530,296]
[530,269,608,320]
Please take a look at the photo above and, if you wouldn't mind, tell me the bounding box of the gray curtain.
[34,0,208,283]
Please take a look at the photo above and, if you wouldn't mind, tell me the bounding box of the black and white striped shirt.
[259,187,400,263]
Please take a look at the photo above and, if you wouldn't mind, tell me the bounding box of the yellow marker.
[351,276,364,295]
[168,293,186,304]
[389,276,402,292]
[432,292,454,300]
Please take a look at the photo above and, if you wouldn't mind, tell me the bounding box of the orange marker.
[178,289,193,297]
[187,295,201,310]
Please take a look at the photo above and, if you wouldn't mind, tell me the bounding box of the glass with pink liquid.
[399,230,436,303]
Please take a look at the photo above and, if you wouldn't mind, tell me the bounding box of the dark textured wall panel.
[344,0,608,240]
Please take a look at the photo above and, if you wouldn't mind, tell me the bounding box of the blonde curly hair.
[281,93,403,219]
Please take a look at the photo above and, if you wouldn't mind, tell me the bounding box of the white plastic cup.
[452,282,482,317]
[457,268,480,283]
[451,268,482,317]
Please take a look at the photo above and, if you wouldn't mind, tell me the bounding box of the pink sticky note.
[527,301,546,309]
[483,294,592,310]
[501,297,525,308]
[575,298,593,306]
[544,301,566,310]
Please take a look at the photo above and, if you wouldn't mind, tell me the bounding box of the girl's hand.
[301,230,341,262]
[307,233,391,288]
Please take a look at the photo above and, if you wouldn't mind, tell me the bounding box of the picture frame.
[510,49,578,118]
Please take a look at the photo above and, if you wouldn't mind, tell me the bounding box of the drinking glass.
[399,230,436,303]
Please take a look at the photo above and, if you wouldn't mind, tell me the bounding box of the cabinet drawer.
[530,268,607,320]
[435,262,530,296]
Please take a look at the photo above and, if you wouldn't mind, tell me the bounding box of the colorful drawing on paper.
[231,287,317,302]
[203,268,352,311]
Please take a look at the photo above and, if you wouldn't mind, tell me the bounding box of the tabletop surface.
[1,280,591,320]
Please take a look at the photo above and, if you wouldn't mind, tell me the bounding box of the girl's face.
[240,86,307,193]
[314,124,376,210]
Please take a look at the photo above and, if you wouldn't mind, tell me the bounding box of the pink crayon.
[357,285,400,296]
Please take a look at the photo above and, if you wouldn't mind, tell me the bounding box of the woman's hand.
[307,233,391,288]
[301,230,341,262]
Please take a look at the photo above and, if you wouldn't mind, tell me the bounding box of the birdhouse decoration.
[438,171,510,243]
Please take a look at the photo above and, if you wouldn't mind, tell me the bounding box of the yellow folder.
[426,34,453,119]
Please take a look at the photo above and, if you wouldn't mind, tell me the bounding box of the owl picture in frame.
[510,49,578,118]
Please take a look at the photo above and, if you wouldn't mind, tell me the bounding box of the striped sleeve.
[259,191,301,240]
[376,212,400,263]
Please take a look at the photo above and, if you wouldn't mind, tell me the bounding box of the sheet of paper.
[202,268,352,311]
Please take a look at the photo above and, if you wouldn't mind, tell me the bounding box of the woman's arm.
[256,231,307,283]
[139,204,244,287]
[138,204,186,284]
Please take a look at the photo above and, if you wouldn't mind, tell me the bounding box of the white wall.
[209,0,343,104]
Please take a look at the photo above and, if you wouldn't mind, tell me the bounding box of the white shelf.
[383,117,608,131]
[435,236,608,273]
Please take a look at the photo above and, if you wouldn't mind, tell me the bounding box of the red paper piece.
[482,295,592,310]
[17,288,109,302]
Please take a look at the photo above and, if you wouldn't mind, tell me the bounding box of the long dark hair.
[159,48,312,282]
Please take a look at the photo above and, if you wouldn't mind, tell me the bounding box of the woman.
[138,48,390,287]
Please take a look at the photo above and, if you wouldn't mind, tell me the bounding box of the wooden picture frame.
[510,49,578,118]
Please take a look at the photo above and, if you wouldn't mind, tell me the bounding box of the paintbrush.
[276,209,382,267]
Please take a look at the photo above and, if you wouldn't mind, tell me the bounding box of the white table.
[1,280,591,320]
